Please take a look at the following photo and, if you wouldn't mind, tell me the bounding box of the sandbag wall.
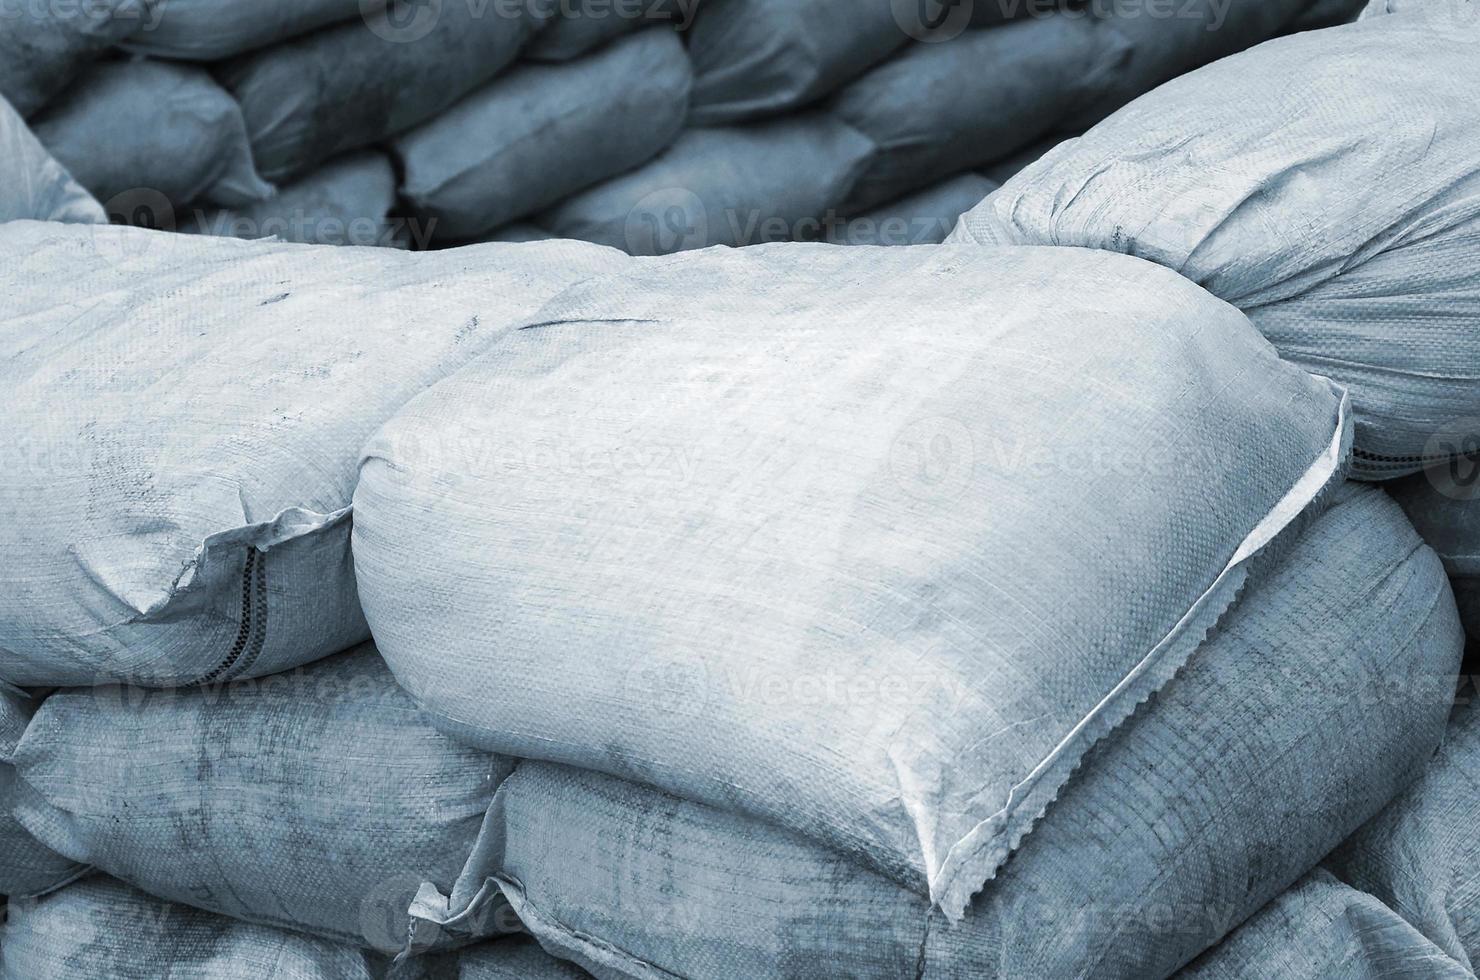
[5,0,1360,251]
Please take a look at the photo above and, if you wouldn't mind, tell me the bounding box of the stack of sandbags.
[0,93,104,224]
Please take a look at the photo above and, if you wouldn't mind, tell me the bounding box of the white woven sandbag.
[1388,466,1480,645]
[0,0,150,117]
[183,151,406,248]
[1361,0,1475,19]
[396,30,692,243]
[0,221,628,687]
[1324,697,1480,970]
[1178,870,1475,979]
[0,689,81,898]
[220,0,547,182]
[686,0,904,124]
[126,0,387,60]
[31,59,273,210]
[1,875,381,979]
[354,243,1350,918]
[951,14,1480,479]
[835,173,998,245]
[11,646,512,952]
[424,483,1462,979]
[542,118,876,253]
[0,94,104,224]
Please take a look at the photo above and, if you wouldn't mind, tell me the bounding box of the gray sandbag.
[832,172,997,245]
[353,243,1350,919]
[0,0,151,117]
[1325,696,1480,970]
[0,689,81,898]
[1177,869,1475,979]
[952,13,1480,480]
[0,94,104,223]
[1,875,381,979]
[457,938,593,979]
[1388,466,1480,646]
[1288,0,1368,27]
[421,484,1462,979]
[524,0,694,60]
[829,16,1121,211]
[396,30,691,242]
[183,151,408,248]
[542,117,876,253]
[482,223,556,244]
[31,59,272,210]
[220,0,547,182]
[11,646,513,952]
[126,0,387,60]
[686,0,905,124]
[0,221,627,688]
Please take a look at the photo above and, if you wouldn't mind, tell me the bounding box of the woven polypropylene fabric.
[0,222,629,688]
[0,94,104,224]
[0,688,81,898]
[1388,465,1480,646]
[1,875,380,979]
[950,13,1480,479]
[354,242,1349,919]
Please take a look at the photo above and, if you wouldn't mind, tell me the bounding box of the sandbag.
[126,0,387,60]
[427,484,1462,979]
[483,223,556,244]
[396,30,691,243]
[1388,466,1480,646]
[220,0,547,182]
[0,689,81,897]
[1325,697,1480,970]
[0,0,150,117]
[0,94,104,224]
[183,151,408,248]
[833,172,997,245]
[31,59,272,210]
[542,117,876,253]
[1,875,381,979]
[951,14,1480,480]
[1177,870,1475,979]
[353,243,1350,918]
[685,0,904,124]
[457,938,593,979]
[0,221,628,687]
[11,646,513,952]
[524,0,693,60]
[1360,0,1471,18]
[830,16,1119,210]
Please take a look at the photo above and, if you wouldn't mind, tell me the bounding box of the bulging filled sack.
[0,689,81,898]
[0,0,150,117]
[525,0,692,61]
[542,118,876,253]
[31,59,272,210]
[396,30,692,243]
[430,484,1462,979]
[951,13,1480,479]
[834,172,998,245]
[126,0,387,60]
[1178,869,1475,980]
[685,0,904,124]
[11,646,513,952]
[0,94,104,224]
[221,0,547,181]
[2,874,384,980]
[0,221,628,687]
[354,243,1350,918]
[1388,465,1480,646]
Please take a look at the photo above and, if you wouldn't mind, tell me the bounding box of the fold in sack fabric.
[1388,464,1480,647]
[0,221,629,688]
[0,689,83,898]
[354,243,1351,918]
[0,94,105,224]
[951,12,1480,480]
[123,0,388,60]
[412,483,1463,979]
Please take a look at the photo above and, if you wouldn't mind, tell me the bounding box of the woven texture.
[354,242,1349,919]
[1388,466,1480,645]
[0,94,104,224]
[0,688,81,897]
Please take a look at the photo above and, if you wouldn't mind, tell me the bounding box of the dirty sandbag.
[1387,463,1480,648]
[0,689,81,898]
[1,875,383,980]
[125,0,389,60]
[31,59,272,210]
[0,0,150,118]
[0,94,104,224]
[952,14,1480,480]
[525,0,694,61]
[831,172,997,245]
[182,151,409,248]
[220,0,548,182]
[12,647,514,952]
[542,117,876,253]
[0,221,628,688]
[353,243,1349,919]
[433,484,1461,980]
[396,30,691,243]
[686,0,905,124]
